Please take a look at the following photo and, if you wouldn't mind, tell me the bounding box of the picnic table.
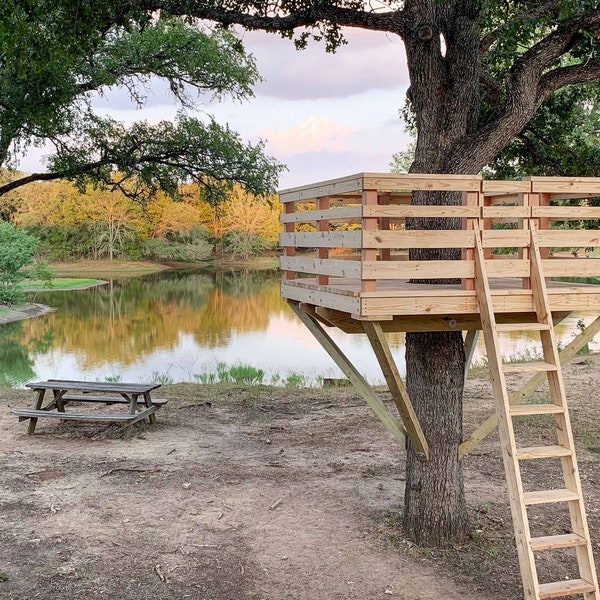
[12,380,167,439]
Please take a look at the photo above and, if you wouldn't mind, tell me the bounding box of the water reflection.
[0,268,597,386]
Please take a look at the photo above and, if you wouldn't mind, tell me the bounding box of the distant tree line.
[0,172,281,262]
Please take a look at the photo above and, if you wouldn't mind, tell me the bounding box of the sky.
[19,27,412,191]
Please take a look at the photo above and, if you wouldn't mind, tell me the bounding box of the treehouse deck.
[279,173,600,329]
[279,173,600,600]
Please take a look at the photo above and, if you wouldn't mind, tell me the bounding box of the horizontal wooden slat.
[362,230,474,249]
[279,231,361,249]
[538,578,596,599]
[542,258,600,277]
[362,173,482,192]
[482,180,531,193]
[362,260,473,279]
[538,230,600,247]
[280,256,362,278]
[278,173,365,203]
[281,282,361,314]
[481,230,530,248]
[280,206,362,223]
[529,176,600,194]
[362,205,480,218]
[361,258,528,280]
[531,206,600,219]
[482,207,530,218]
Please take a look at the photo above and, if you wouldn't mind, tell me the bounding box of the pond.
[1,268,598,387]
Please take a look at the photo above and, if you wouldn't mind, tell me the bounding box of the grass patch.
[23,278,103,291]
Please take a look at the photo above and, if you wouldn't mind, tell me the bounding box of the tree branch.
[538,59,600,101]
[147,0,408,36]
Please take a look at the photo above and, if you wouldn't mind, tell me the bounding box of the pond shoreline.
[0,302,57,325]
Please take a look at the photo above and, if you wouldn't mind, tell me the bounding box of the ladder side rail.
[473,229,540,600]
[529,226,600,595]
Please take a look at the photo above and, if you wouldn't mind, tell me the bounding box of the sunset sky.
[20,27,412,191]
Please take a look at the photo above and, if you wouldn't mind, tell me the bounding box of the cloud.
[242,28,408,100]
[259,117,359,156]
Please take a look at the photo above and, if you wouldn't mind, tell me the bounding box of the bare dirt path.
[2,355,600,600]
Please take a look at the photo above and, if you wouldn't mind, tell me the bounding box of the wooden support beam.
[463,330,479,385]
[458,314,600,459]
[362,321,429,460]
[288,302,407,446]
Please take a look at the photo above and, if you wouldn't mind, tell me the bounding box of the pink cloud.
[259,117,360,156]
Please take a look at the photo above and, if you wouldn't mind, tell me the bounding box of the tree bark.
[404,330,467,545]
[400,0,481,545]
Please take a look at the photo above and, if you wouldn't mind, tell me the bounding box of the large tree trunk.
[401,0,482,545]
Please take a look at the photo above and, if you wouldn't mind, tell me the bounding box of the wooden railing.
[279,174,600,293]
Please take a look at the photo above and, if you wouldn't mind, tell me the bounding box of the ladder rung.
[530,533,588,552]
[538,578,596,599]
[515,445,572,460]
[503,361,558,373]
[523,489,580,506]
[495,322,551,332]
[510,404,565,416]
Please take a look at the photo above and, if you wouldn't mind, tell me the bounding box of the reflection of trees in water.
[20,268,287,368]
[0,322,54,386]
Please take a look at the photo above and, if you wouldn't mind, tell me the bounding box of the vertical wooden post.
[284,202,296,281]
[539,192,551,260]
[317,196,330,286]
[362,189,378,293]
[379,193,391,262]
[523,191,535,289]
[462,190,480,290]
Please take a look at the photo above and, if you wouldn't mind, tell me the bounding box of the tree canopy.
[0,2,283,199]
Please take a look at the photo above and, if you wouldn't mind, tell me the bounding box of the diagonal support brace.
[288,302,407,447]
[362,321,429,460]
[459,314,600,459]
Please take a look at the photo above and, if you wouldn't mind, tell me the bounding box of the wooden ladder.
[473,227,600,600]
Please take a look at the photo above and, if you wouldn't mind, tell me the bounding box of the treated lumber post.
[362,321,429,460]
[288,302,407,446]
[283,202,296,281]
[361,189,378,293]
[317,196,330,286]
[459,314,600,459]
[463,330,479,385]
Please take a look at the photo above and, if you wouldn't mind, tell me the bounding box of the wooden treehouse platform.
[279,173,600,600]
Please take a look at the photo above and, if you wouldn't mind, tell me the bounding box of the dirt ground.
[3,355,600,600]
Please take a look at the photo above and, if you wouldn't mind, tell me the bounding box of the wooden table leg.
[143,393,157,425]
[27,389,45,435]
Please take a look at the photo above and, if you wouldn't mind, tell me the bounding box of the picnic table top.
[25,380,161,394]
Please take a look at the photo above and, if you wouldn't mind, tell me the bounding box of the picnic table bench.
[12,380,167,439]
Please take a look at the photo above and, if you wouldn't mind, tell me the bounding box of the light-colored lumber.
[463,330,479,385]
[515,445,572,460]
[280,256,361,278]
[279,231,361,249]
[459,314,600,458]
[361,205,480,218]
[509,404,565,416]
[279,205,362,223]
[529,176,600,195]
[362,230,474,249]
[481,229,530,248]
[502,361,558,373]
[542,258,600,277]
[288,302,407,446]
[482,206,530,218]
[537,230,600,248]
[281,283,361,314]
[538,578,596,599]
[530,533,587,551]
[482,180,531,193]
[362,321,429,459]
[531,206,600,219]
[278,173,364,203]
[522,489,580,505]
[362,173,481,192]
